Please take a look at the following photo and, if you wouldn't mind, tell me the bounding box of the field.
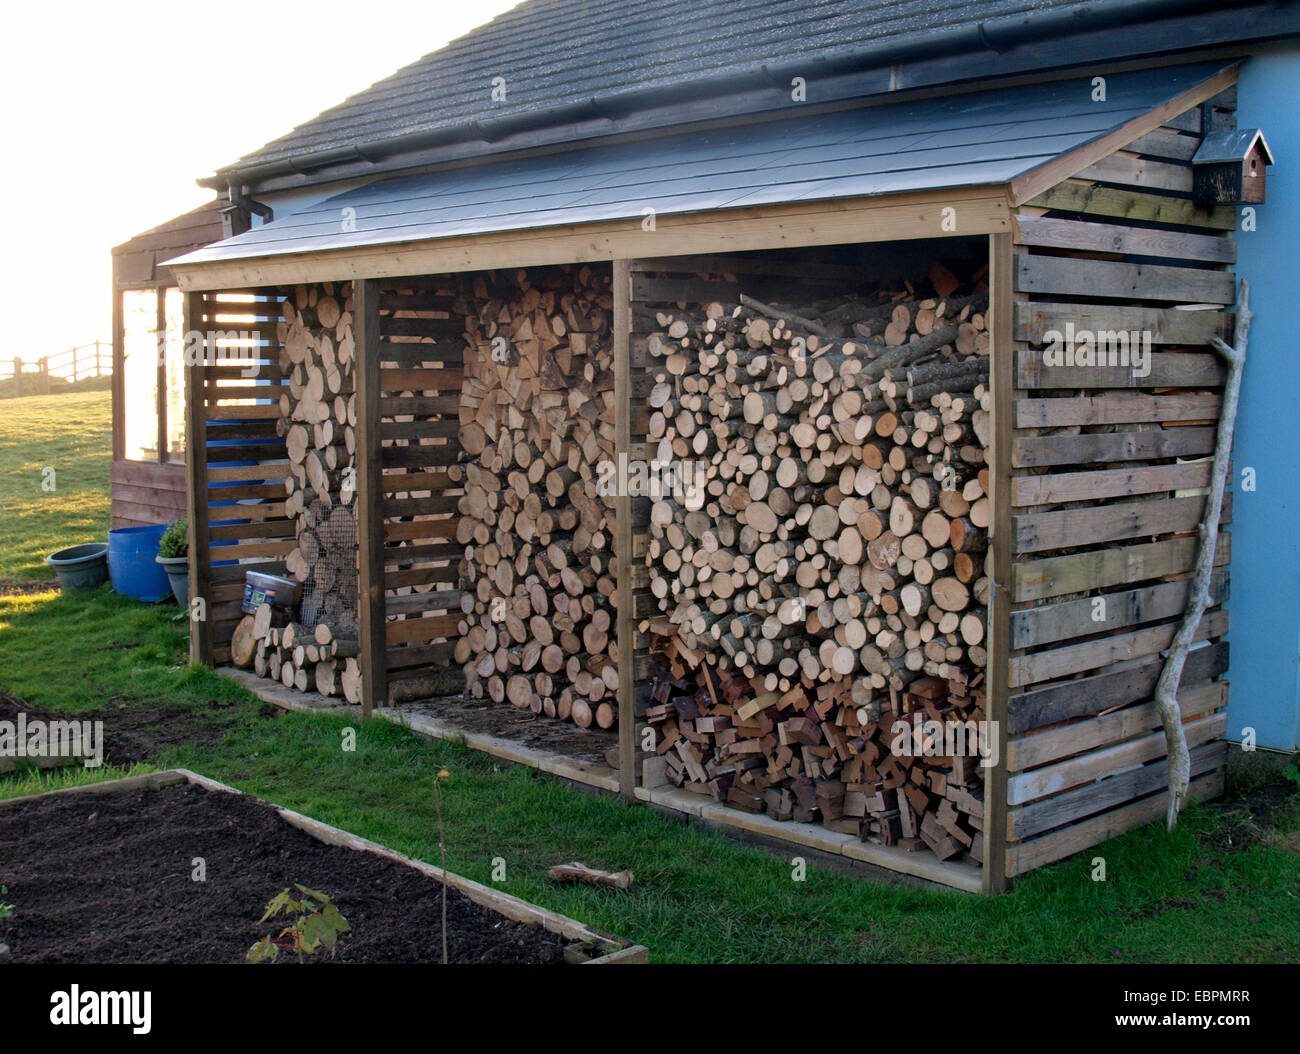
[0,388,1296,963]
[0,390,111,584]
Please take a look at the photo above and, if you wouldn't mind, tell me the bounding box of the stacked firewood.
[644,634,986,861]
[644,265,992,697]
[638,263,992,860]
[278,284,361,631]
[224,283,366,702]
[454,266,621,729]
[231,606,363,705]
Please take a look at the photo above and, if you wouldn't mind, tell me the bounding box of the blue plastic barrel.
[107,524,172,602]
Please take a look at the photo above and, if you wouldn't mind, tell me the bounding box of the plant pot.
[156,555,189,607]
[45,543,110,591]
[107,525,172,602]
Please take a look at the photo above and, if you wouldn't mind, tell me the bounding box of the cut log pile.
[232,606,364,705]
[230,282,365,704]
[639,262,992,860]
[279,283,361,631]
[645,637,986,859]
[454,266,621,729]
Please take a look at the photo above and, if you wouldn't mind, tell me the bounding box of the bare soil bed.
[0,692,267,769]
[0,780,574,963]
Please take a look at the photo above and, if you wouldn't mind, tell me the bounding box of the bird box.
[1192,129,1273,205]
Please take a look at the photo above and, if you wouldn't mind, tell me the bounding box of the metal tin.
[241,571,302,615]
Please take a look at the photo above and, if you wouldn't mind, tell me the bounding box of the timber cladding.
[185,289,295,666]
[110,460,186,530]
[1003,95,1237,878]
[112,199,228,528]
[375,279,465,704]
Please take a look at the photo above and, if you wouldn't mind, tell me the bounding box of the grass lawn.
[0,390,1296,963]
[0,390,111,583]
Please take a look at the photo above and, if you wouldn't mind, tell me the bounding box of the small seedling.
[1282,763,1300,788]
[433,768,451,965]
[0,886,12,920]
[247,884,349,963]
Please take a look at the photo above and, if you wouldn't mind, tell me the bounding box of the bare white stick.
[1156,280,1251,830]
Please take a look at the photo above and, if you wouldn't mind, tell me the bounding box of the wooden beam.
[111,277,125,461]
[169,190,1013,292]
[155,285,168,464]
[1008,63,1240,205]
[354,279,386,716]
[614,259,635,800]
[183,291,212,666]
[982,232,1014,894]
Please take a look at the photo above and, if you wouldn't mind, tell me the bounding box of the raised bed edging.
[0,769,647,964]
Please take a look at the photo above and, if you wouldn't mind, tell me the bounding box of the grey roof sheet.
[173,63,1222,268]
[1192,128,1274,164]
[222,0,1093,173]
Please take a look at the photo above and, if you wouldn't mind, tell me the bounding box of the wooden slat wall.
[190,290,294,665]
[625,261,666,791]
[1004,97,1236,877]
[375,281,465,692]
[109,459,186,528]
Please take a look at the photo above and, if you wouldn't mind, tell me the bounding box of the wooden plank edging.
[0,768,646,964]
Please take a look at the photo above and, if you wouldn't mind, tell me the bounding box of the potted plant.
[155,520,189,606]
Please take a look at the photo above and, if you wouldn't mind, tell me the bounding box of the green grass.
[0,386,1296,962]
[0,587,1296,963]
[0,389,111,583]
[0,374,113,400]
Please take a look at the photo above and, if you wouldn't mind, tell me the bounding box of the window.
[164,288,186,461]
[121,289,160,462]
[121,286,189,463]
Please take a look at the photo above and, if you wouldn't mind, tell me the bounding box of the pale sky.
[0,0,517,357]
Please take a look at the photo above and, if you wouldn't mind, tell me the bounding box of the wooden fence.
[1,341,111,396]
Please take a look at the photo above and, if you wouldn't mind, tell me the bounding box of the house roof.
[208,0,1299,191]
[112,198,228,288]
[172,62,1226,271]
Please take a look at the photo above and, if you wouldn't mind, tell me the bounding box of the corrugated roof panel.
[172,64,1222,268]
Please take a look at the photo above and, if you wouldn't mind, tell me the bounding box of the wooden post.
[111,289,125,460]
[156,287,168,462]
[72,344,78,382]
[14,356,22,397]
[353,279,386,716]
[183,291,213,665]
[982,232,1014,894]
[613,259,635,799]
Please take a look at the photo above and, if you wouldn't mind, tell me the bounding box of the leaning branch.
[1156,279,1251,831]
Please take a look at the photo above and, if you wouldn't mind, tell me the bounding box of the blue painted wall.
[1227,47,1300,752]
